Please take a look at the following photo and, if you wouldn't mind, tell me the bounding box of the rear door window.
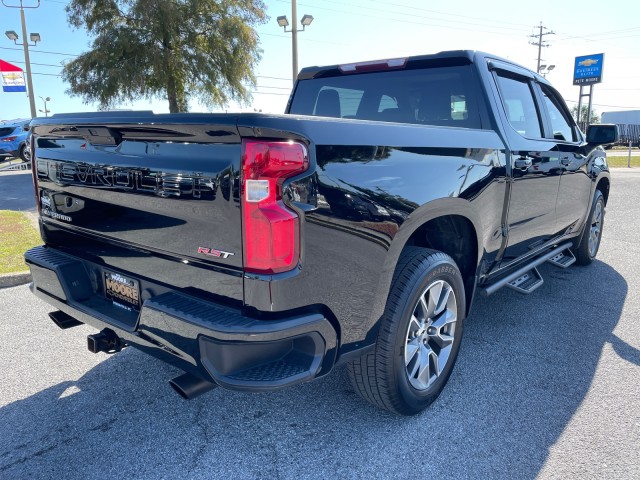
[494,72,543,139]
[290,65,482,129]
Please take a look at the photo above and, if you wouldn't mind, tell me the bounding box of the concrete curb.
[0,271,32,289]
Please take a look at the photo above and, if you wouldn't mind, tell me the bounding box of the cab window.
[540,85,577,142]
[495,72,542,139]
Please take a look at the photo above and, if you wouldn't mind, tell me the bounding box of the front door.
[536,83,592,236]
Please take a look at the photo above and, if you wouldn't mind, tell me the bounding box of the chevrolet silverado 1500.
[25,51,618,414]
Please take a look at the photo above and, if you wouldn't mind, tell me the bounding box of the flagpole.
[2,0,41,118]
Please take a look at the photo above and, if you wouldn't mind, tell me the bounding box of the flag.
[0,59,27,93]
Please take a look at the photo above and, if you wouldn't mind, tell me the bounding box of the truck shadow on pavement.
[0,259,631,479]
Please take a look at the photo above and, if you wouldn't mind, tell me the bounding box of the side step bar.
[506,267,544,294]
[547,249,576,268]
[481,242,572,296]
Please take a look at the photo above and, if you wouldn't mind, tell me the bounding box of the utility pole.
[2,0,41,118]
[528,22,554,73]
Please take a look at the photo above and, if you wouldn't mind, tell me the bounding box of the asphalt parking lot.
[1,170,639,479]
[0,169,37,212]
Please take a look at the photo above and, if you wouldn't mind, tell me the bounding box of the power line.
[318,0,524,32]
[274,0,525,39]
[565,100,640,110]
[0,45,78,57]
[249,84,291,91]
[256,75,291,81]
[249,91,290,96]
[2,59,62,68]
[369,0,533,29]
[555,26,640,42]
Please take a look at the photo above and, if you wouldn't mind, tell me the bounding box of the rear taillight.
[1,136,17,142]
[241,140,309,274]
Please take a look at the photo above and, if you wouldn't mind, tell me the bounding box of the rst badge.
[197,247,235,259]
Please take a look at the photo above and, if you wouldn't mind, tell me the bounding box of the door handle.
[561,156,571,166]
[514,158,532,169]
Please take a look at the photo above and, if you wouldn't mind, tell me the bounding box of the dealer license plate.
[104,270,141,311]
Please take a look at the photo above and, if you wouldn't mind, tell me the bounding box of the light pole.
[277,0,314,84]
[538,64,555,78]
[3,0,41,118]
[38,95,50,116]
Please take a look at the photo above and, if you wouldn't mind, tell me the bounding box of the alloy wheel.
[404,279,457,391]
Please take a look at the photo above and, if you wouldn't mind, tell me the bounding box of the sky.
[1,0,639,120]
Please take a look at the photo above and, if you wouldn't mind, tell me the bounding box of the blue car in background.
[0,118,31,162]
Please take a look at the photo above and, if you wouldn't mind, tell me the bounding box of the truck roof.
[297,50,542,82]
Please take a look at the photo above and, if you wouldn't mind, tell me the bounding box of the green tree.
[570,105,600,125]
[62,0,267,113]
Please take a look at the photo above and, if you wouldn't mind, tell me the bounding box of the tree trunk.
[163,45,187,113]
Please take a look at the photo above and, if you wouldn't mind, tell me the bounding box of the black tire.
[19,144,28,163]
[347,247,466,415]
[574,190,605,266]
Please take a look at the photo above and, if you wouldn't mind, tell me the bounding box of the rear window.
[0,127,16,137]
[289,65,482,129]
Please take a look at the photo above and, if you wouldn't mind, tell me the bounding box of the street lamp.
[38,95,50,117]
[277,0,314,84]
[3,0,42,119]
[539,64,555,77]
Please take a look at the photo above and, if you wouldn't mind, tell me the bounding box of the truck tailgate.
[31,118,244,303]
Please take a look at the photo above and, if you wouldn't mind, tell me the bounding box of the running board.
[547,249,576,268]
[506,267,543,294]
[481,242,572,296]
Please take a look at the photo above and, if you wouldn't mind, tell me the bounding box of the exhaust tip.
[49,311,83,330]
[170,373,217,400]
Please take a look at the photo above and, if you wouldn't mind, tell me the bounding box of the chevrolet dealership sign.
[573,53,604,86]
[0,59,26,92]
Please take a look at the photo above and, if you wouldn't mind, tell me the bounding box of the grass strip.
[0,210,42,274]
[606,155,640,168]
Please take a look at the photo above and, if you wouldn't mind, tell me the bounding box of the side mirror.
[586,124,618,145]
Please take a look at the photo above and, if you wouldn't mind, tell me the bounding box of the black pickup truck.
[25,51,617,415]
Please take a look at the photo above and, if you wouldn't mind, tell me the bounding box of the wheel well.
[597,177,610,204]
[404,215,478,314]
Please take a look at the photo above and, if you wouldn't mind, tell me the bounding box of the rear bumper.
[25,245,338,391]
[0,148,19,157]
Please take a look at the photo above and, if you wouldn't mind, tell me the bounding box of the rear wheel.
[348,247,466,415]
[19,144,29,163]
[574,189,605,265]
